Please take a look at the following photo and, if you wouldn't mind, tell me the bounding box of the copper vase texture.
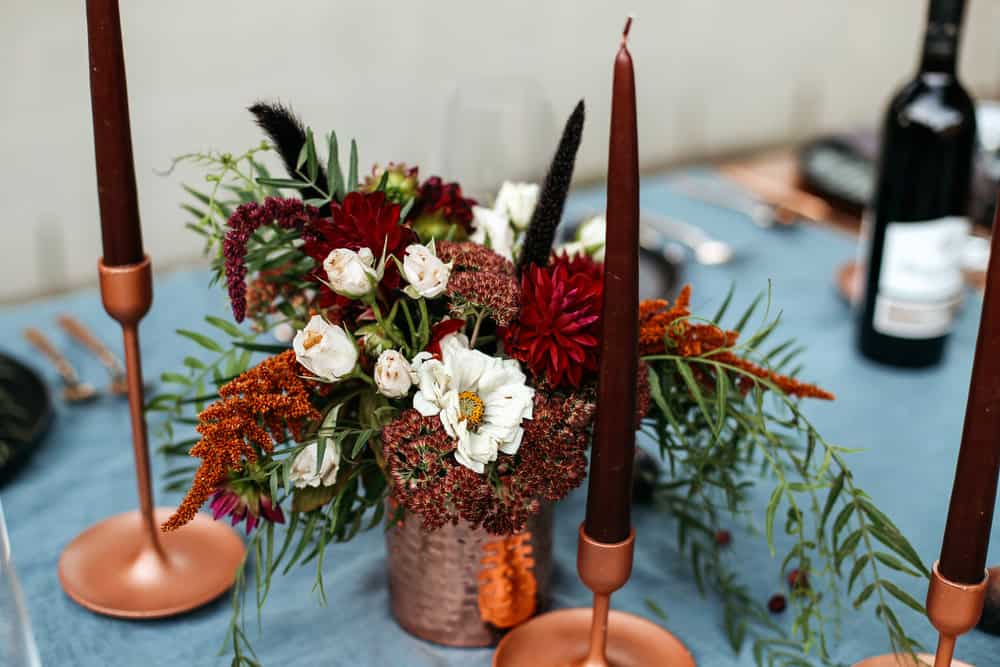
[385,502,554,647]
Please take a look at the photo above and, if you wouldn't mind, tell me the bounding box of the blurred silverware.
[668,176,795,229]
[22,328,98,403]
[640,210,734,266]
[57,315,127,396]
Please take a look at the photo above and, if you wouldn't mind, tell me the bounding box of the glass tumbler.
[0,497,41,667]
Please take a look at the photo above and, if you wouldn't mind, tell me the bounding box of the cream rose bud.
[288,439,341,488]
[494,181,540,230]
[402,244,452,299]
[374,349,413,398]
[323,247,378,298]
[292,315,359,381]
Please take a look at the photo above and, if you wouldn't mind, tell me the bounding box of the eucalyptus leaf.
[176,329,224,352]
[327,131,344,200]
[348,140,358,192]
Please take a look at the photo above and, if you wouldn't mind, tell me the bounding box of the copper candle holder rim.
[925,560,989,639]
[930,560,989,591]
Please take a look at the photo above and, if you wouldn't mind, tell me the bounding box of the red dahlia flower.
[303,191,417,309]
[410,176,477,240]
[550,250,603,281]
[504,260,603,388]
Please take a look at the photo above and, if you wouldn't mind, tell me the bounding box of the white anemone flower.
[411,334,534,473]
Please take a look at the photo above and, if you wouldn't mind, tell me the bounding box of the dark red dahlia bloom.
[504,261,603,388]
[550,250,603,281]
[302,191,417,307]
[411,177,477,235]
[223,197,320,322]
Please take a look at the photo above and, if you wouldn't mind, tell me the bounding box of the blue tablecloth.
[2,175,998,666]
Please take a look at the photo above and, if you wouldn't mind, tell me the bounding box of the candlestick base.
[492,607,694,667]
[59,508,245,618]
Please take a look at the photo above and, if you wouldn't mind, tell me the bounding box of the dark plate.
[0,353,53,486]
[561,217,684,301]
[638,245,682,302]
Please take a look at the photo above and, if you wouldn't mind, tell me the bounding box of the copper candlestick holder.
[57,256,245,618]
[493,524,695,667]
[851,562,987,667]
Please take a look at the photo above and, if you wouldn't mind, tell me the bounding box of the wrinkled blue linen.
[1,174,997,666]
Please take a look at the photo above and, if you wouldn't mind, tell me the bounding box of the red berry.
[714,530,732,547]
[768,594,787,613]
[787,569,809,590]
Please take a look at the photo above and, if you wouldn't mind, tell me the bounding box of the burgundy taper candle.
[938,199,1000,585]
[86,0,144,267]
[584,18,640,545]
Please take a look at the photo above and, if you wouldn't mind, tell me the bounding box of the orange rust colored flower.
[161,350,321,532]
[639,286,833,401]
[478,531,537,628]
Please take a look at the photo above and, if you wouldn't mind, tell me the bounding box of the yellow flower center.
[458,391,485,429]
[303,330,323,350]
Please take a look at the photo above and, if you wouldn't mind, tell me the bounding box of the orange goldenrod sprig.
[639,285,833,401]
[162,350,321,531]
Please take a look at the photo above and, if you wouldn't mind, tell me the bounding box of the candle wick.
[622,16,633,44]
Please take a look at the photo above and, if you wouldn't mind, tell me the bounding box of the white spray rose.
[493,181,539,230]
[559,215,606,262]
[292,315,359,381]
[470,205,515,260]
[288,439,341,488]
[323,247,379,299]
[374,349,414,398]
[402,244,452,299]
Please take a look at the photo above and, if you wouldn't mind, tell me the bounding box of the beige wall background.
[2,1,998,302]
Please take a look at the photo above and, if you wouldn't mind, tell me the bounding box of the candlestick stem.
[581,593,612,667]
[933,636,955,667]
[121,321,165,560]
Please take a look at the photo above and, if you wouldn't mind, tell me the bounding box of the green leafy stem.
[641,287,928,666]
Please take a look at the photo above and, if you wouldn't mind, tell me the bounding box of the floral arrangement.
[154,101,928,666]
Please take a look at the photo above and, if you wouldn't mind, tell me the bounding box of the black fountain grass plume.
[516,100,585,275]
[248,101,330,207]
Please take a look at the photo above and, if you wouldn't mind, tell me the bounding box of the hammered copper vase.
[385,503,554,647]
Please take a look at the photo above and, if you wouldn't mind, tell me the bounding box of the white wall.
[2,1,998,301]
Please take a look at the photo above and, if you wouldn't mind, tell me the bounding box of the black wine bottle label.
[870,216,968,339]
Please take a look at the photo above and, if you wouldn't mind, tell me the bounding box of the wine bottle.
[857,0,976,367]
